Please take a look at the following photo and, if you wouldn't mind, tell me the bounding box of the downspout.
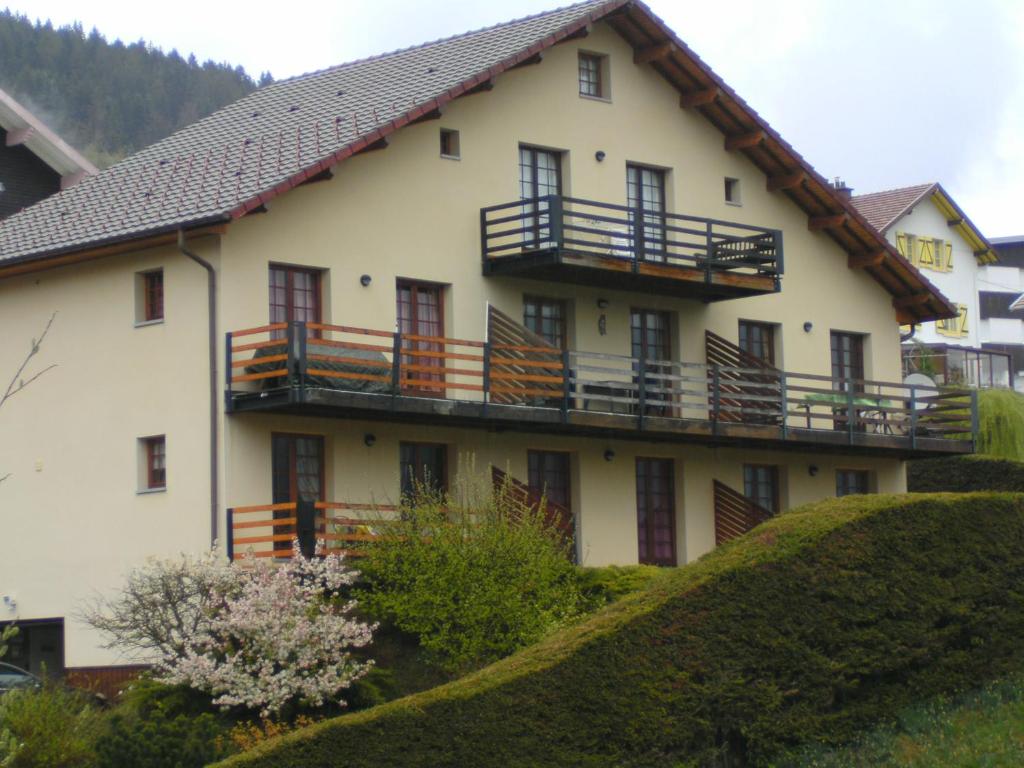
[177,229,219,546]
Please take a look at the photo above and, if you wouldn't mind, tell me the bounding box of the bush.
[214,493,1024,768]
[975,389,1024,460]
[907,454,1024,493]
[96,708,231,768]
[576,565,665,609]
[0,683,103,767]
[356,481,580,673]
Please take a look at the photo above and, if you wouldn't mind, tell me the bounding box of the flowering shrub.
[86,543,374,717]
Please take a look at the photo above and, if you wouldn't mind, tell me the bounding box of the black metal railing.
[481,195,783,282]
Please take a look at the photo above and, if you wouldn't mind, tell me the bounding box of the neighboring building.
[0,0,974,679]
[851,182,1011,389]
[981,235,1024,388]
[0,87,97,219]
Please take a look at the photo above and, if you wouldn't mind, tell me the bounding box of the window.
[724,177,741,205]
[440,129,460,159]
[269,265,321,338]
[141,436,166,491]
[528,450,571,508]
[397,280,445,394]
[631,309,671,361]
[836,469,870,497]
[830,331,865,387]
[895,232,952,272]
[626,164,666,261]
[523,296,567,349]
[400,442,447,498]
[738,321,775,366]
[271,434,325,554]
[135,270,164,325]
[743,464,779,514]
[578,52,607,98]
[936,304,969,338]
[636,457,676,566]
[519,145,562,249]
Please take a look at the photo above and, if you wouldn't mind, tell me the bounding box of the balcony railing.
[480,196,783,299]
[226,322,978,456]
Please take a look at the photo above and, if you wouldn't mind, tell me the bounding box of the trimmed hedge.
[908,455,1024,493]
[216,493,1024,768]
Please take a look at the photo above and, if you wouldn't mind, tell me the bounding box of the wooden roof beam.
[409,106,443,125]
[634,42,674,65]
[848,251,886,269]
[558,24,591,42]
[893,293,932,310]
[679,87,719,109]
[808,213,848,231]
[724,131,764,151]
[947,217,964,227]
[510,52,544,70]
[766,170,806,192]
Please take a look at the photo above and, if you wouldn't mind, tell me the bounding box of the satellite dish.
[903,373,936,410]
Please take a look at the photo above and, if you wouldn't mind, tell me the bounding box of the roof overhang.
[0,88,98,189]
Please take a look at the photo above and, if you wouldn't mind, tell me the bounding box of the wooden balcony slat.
[232,369,288,383]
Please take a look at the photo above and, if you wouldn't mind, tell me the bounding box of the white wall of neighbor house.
[225,414,905,568]
[0,241,217,668]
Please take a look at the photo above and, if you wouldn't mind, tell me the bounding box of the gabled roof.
[851,183,998,265]
[0,88,97,188]
[0,0,954,323]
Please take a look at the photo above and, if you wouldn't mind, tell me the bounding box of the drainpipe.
[177,229,219,547]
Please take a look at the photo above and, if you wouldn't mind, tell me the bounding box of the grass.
[783,674,1024,767]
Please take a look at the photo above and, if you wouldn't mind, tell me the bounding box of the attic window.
[578,52,609,99]
[440,129,460,160]
[725,177,741,205]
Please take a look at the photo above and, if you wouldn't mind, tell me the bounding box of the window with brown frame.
[830,331,865,387]
[527,450,571,509]
[636,457,676,566]
[269,265,322,339]
[743,464,779,514]
[738,320,775,366]
[523,296,567,349]
[143,271,163,322]
[399,442,448,498]
[836,469,871,497]
[143,436,166,490]
[396,280,445,394]
[578,52,606,98]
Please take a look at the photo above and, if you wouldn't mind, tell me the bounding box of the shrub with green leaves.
[0,683,103,768]
[356,480,580,673]
[216,493,1024,768]
[907,453,1024,493]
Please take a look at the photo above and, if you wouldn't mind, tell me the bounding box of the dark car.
[0,662,41,692]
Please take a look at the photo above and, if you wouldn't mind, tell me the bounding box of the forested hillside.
[0,10,270,167]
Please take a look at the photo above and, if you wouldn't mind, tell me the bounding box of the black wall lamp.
[803,321,813,333]
[364,433,376,447]
[360,274,372,287]
[808,464,819,477]
[603,449,616,462]
[595,150,606,162]
[597,298,609,309]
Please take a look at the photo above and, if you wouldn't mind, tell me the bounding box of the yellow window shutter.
[958,304,968,336]
[896,232,908,259]
[945,241,953,272]
[918,237,935,269]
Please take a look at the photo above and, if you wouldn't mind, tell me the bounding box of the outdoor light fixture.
[364,434,376,447]
[597,298,609,309]
[808,465,819,477]
[803,321,813,333]
[603,449,615,462]
[360,274,372,287]
[595,150,606,162]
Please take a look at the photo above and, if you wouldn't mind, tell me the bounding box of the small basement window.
[724,177,741,205]
[139,435,166,492]
[440,129,460,159]
[578,52,609,99]
[135,269,164,325]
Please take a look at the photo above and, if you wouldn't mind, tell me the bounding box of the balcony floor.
[229,385,973,460]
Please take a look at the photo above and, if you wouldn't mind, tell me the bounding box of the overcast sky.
[12,0,1024,236]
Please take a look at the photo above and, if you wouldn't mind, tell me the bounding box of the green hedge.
[216,493,1024,768]
[908,455,1024,493]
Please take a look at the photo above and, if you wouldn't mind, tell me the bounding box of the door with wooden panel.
[271,434,325,554]
[636,457,676,566]
[269,265,321,339]
[397,280,444,395]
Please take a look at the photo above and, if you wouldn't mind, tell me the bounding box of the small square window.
[724,178,741,205]
[140,436,166,491]
[135,269,164,325]
[440,129,460,159]
[578,53,608,99]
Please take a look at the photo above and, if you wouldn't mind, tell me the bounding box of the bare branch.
[1,312,57,411]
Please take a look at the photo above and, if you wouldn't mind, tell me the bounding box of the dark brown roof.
[0,0,955,323]
[851,183,935,232]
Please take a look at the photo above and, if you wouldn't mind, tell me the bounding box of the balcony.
[480,196,782,300]
[226,322,977,458]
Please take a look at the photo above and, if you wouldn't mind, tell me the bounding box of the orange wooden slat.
[401,363,481,377]
[401,333,485,348]
[307,323,394,338]
[231,502,297,514]
[232,369,288,383]
[232,323,288,338]
[307,354,392,369]
[307,338,394,354]
[234,533,295,545]
[401,348,484,362]
[489,357,564,369]
[232,354,287,369]
[232,516,297,530]
[488,386,564,397]
[401,378,485,392]
[489,372,565,384]
[306,369,392,383]
[232,338,286,353]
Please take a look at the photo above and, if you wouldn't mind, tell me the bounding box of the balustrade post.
[226,508,235,561]
[482,341,492,414]
[846,381,856,444]
[637,356,646,431]
[296,499,317,559]
[391,331,402,398]
[779,370,788,439]
[296,321,308,398]
[561,348,571,423]
[711,365,721,434]
[705,221,714,283]
[548,195,564,250]
[909,386,918,450]
[970,389,979,449]
[633,208,645,270]
[224,331,234,413]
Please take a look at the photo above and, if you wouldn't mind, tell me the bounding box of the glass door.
[636,458,676,566]
[397,280,444,395]
[520,146,562,249]
[627,164,666,262]
[271,434,325,554]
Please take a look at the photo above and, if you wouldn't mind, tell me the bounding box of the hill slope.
[217,493,1024,768]
[0,10,265,166]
